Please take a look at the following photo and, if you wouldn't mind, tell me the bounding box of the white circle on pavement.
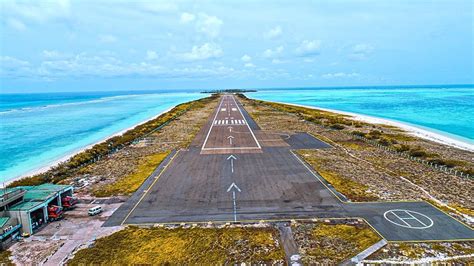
[383,209,434,229]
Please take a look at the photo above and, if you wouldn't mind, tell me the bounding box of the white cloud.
[1,52,239,80]
[2,0,71,23]
[349,44,374,60]
[241,54,252,62]
[180,13,223,38]
[263,46,284,59]
[180,12,195,23]
[322,72,360,79]
[178,43,223,61]
[264,26,282,39]
[296,40,321,57]
[6,18,27,31]
[99,35,118,43]
[138,1,178,13]
[41,50,68,59]
[244,63,255,68]
[0,56,30,68]
[0,56,33,78]
[146,50,158,60]
[196,13,223,38]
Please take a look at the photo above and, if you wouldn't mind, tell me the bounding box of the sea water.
[1,85,473,183]
[248,85,474,143]
[0,90,203,183]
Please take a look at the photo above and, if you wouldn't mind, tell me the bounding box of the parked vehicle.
[61,196,78,210]
[88,206,102,216]
[48,205,64,221]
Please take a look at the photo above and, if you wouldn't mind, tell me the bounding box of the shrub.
[351,130,366,137]
[428,158,463,168]
[394,144,410,152]
[409,148,427,158]
[330,124,345,130]
[378,137,391,146]
[367,130,382,139]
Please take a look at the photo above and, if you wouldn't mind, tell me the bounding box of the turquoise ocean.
[1,85,473,183]
[249,85,474,143]
[0,90,203,183]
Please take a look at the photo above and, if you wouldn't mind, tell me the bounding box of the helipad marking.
[384,209,434,229]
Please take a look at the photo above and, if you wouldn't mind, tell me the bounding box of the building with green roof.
[1,183,74,240]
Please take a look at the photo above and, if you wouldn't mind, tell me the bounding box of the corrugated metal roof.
[18,184,72,202]
[9,201,44,211]
[0,187,23,198]
[0,217,9,227]
[7,183,72,212]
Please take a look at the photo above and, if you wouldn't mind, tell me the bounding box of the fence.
[349,134,472,179]
[259,102,473,180]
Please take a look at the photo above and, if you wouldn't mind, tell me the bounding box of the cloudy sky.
[0,0,472,93]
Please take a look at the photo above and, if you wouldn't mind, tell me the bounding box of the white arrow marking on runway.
[227,182,241,222]
[227,135,234,145]
[227,154,237,173]
[227,126,233,133]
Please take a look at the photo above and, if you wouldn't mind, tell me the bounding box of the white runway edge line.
[201,95,226,150]
[201,95,261,150]
[231,95,261,149]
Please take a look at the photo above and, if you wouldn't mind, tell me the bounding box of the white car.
[88,206,102,216]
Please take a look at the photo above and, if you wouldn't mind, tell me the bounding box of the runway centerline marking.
[383,209,434,229]
[227,154,237,173]
[227,182,241,222]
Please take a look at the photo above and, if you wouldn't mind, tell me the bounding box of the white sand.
[5,107,173,186]
[260,100,474,152]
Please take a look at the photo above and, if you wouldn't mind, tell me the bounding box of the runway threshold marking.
[227,182,241,222]
[201,95,261,151]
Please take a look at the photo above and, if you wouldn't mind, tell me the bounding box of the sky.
[0,0,473,93]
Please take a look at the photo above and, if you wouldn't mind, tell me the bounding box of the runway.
[106,94,474,242]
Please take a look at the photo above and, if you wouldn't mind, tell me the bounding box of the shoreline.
[4,107,174,186]
[254,99,474,152]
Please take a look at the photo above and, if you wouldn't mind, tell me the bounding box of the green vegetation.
[293,222,381,264]
[0,250,13,266]
[9,95,217,188]
[330,124,345,130]
[92,152,169,197]
[68,226,285,264]
[297,150,378,201]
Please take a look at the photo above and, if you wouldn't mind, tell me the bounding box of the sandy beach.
[5,107,174,186]
[258,100,474,152]
[7,97,473,186]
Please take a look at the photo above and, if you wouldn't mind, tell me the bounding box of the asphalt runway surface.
[107,94,474,241]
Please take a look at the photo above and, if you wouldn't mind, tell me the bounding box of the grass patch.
[68,226,285,264]
[297,151,378,201]
[293,222,380,264]
[339,140,370,151]
[0,250,13,266]
[92,151,170,197]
